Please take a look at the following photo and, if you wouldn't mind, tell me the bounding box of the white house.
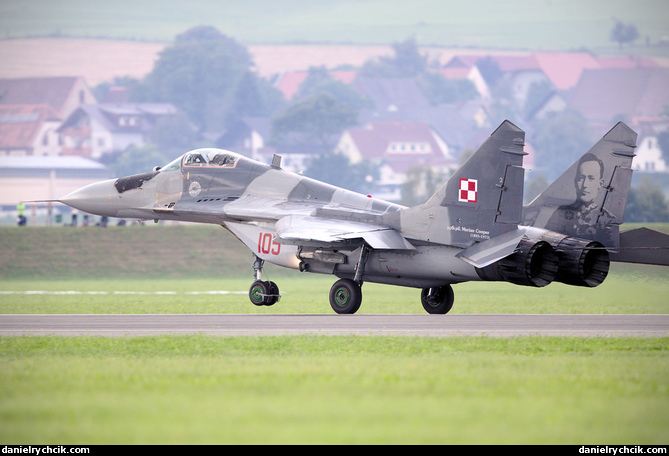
[58,103,179,158]
[634,121,668,173]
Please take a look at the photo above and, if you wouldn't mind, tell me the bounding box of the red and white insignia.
[459,178,478,203]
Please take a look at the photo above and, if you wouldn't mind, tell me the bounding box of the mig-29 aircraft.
[52,120,669,314]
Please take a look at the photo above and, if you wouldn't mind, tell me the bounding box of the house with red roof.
[0,104,61,156]
[0,77,98,157]
[0,76,96,119]
[440,51,662,119]
[335,121,455,201]
[567,68,669,127]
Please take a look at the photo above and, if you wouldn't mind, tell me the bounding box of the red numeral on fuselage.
[257,232,281,255]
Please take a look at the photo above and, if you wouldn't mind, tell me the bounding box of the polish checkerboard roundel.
[459,178,477,203]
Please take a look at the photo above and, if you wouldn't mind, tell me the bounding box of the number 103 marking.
[257,232,281,255]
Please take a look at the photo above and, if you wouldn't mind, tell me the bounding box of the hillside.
[0,224,258,279]
[0,39,402,86]
[1,1,668,86]
[2,0,667,52]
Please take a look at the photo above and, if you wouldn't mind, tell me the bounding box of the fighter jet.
[54,120,668,314]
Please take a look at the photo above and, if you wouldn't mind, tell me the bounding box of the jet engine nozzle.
[476,239,559,287]
[555,238,610,287]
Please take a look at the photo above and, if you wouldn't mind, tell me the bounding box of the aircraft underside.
[224,220,488,314]
[223,218,620,315]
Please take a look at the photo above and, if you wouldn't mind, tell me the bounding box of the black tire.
[329,279,362,314]
[265,281,280,306]
[249,280,269,306]
[420,285,454,314]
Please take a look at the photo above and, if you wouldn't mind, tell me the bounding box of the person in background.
[16,202,26,226]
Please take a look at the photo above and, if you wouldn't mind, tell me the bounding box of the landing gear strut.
[328,246,368,314]
[248,256,280,306]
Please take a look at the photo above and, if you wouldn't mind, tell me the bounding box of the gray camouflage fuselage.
[62,147,484,288]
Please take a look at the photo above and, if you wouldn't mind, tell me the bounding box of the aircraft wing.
[275,215,415,250]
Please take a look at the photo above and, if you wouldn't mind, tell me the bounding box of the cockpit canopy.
[159,148,243,172]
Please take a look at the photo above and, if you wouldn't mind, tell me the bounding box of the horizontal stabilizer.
[275,215,415,250]
[456,228,526,268]
[609,228,669,266]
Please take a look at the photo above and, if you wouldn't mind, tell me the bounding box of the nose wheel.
[249,280,280,306]
[248,256,281,306]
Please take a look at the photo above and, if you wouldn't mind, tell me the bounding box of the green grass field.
[2,336,667,444]
[1,225,667,444]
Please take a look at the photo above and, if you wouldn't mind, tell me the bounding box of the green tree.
[133,26,281,132]
[400,165,446,206]
[625,177,669,222]
[304,151,379,194]
[417,72,478,105]
[525,174,549,204]
[147,112,200,160]
[111,145,169,177]
[360,36,427,78]
[531,111,594,180]
[610,20,639,49]
[270,93,358,150]
[297,66,372,112]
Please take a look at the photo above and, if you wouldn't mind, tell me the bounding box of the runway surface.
[1,314,667,337]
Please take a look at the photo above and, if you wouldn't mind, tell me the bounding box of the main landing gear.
[248,256,281,306]
[246,252,456,315]
[420,285,454,314]
[327,245,368,314]
[328,281,455,315]
[329,278,362,314]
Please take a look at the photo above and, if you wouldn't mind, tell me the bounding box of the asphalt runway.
[0,314,667,337]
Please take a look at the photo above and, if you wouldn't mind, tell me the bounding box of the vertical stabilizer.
[395,120,527,248]
[523,122,637,247]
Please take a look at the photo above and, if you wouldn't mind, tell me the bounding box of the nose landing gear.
[248,256,281,306]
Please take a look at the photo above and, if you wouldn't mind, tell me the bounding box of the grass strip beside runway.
[1,268,668,315]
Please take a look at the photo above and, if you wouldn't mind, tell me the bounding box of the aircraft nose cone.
[59,179,119,217]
